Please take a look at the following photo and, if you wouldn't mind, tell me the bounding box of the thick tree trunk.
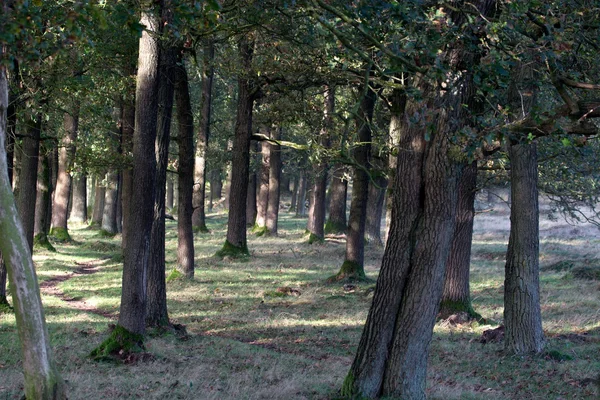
[439,161,478,319]
[174,58,195,279]
[307,86,334,243]
[121,102,135,250]
[0,62,66,400]
[191,39,214,233]
[325,165,347,234]
[146,44,176,328]
[218,36,255,257]
[266,127,281,235]
[295,171,307,217]
[91,177,105,226]
[70,173,87,223]
[101,171,119,235]
[17,114,41,252]
[33,146,53,250]
[255,127,270,229]
[364,173,387,247]
[336,84,376,280]
[50,107,78,241]
[504,143,544,354]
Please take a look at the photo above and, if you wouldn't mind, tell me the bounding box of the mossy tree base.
[327,260,369,283]
[49,227,71,242]
[438,299,485,323]
[215,240,249,259]
[97,229,117,238]
[324,221,347,235]
[251,224,269,237]
[307,232,324,244]
[90,325,145,362]
[192,225,210,234]
[33,233,56,252]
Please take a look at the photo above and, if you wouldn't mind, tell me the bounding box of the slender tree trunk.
[504,143,544,354]
[295,171,307,217]
[166,177,174,210]
[289,175,299,213]
[281,175,291,195]
[266,127,281,235]
[325,165,347,234]
[223,161,232,210]
[218,36,255,257]
[307,85,334,243]
[246,161,257,225]
[91,177,105,226]
[209,169,222,211]
[50,107,79,241]
[101,171,119,235]
[70,173,87,223]
[33,145,53,250]
[17,114,41,252]
[121,102,135,250]
[192,39,214,233]
[385,88,406,242]
[146,43,176,328]
[255,127,270,229]
[439,161,478,319]
[174,58,195,279]
[0,60,66,400]
[364,174,387,247]
[336,84,376,280]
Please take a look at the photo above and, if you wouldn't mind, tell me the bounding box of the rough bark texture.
[219,36,254,256]
[101,171,119,235]
[325,165,347,234]
[174,59,195,279]
[255,127,270,229]
[307,86,334,243]
[33,145,53,250]
[119,7,161,336]
[17,113,41,252]
[50,107,79,240]
[121,102,135,250]
[246,144,257,226]
[146,43,176,327]
[504,143,544,354]
[0,64,66,400]
[336,84,376,280]
[365,167,387,247]
[439,161,478,318]
[265,127,281,235]
[91,177,106,226]
[191,39,214,233]
[70,174,87,223]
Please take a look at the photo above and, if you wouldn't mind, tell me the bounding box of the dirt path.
[39,258,117,319]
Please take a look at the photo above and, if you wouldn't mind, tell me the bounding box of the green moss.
[166,269,183,282]
[193,224,210,233]
[263,290,287,298]
[97,229,117,238]
[545,349,574,361]
[307,232,324,244]
[215,240,249,259]
[340,372,356,398]
[252,224,269,237]
[33,233,56,252]
[49,227,72,242]
[327,260,367,283]
[438,299,485,323]
[90,325,144,362]
[324,221,346,235]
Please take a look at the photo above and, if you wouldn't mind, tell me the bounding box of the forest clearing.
[1,197,599,399]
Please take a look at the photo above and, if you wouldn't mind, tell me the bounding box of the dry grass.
[1,199,599,399]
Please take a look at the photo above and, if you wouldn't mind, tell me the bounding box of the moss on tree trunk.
[90,324,144,361]
[215,240,249,259]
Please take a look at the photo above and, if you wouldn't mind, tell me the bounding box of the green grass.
[0,209,599,399]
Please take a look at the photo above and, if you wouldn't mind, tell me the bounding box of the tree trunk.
[307,85,334,243]
[33,145,53,250]
[246,159,257,226]
[218,36,254,257]
[295,171,307,217]
[439,161,478,319]
[17,113,41,252]
[364,173,387,247]
[209,169,222,211]
[336,84,376,280]
[174,58,195,279]
[91,177,105,226]
[289,174,299,213]
[101,171,119,235]
[50,107,79,241]
[121,101,135,250]
[191,39,214,233]
[255,127,270,230]
[0,60,66,400]
[325,165,347,234]
[70,173,87,223]
[504,143,544,354]
[166,177,174,210]
[146,43,176,328]
[266,127,281,235]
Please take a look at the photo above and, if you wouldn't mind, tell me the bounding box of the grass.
[0,204,599,399]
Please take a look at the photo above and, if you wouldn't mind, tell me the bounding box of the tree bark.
[191,39,214,233]
[266,127,281,235]
[0,62,66,400]
[504,143,544,354]
[121,101,135,250]
[166,176,174,210]
[70,173,87,223]
[219,36,255,257]
[174,58,195,279]
[255,127,270,229]
[146,43,176,328]
[246,146,257,226]
[289,174,299,213]
[439,161,478,319]
[295,171,307,216]
[364,173,387,247]
[91,176,105,226]
[101,171,119,235]
[33,144,53,250]
[325,165,347,234]
[336,84,376,279]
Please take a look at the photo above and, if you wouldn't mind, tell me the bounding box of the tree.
[265,127,281,235]
[70,173,87,223]
[325,165,347,234]
[33,141,54,251]
[101,171,119,235]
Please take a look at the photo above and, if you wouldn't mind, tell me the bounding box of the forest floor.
[1,196,599,399]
